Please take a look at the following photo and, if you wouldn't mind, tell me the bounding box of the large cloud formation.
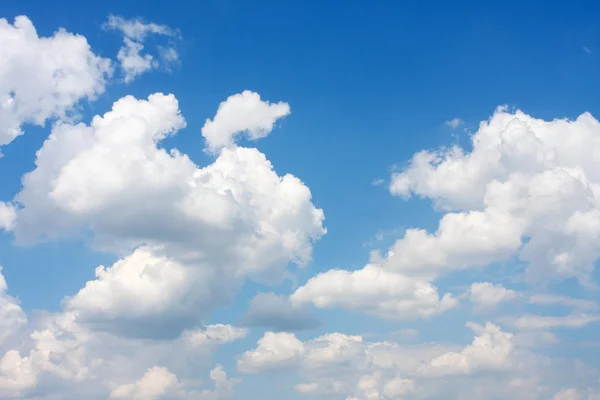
[9,89,324,338]
[0,16,112,149]
[1,13,600,400]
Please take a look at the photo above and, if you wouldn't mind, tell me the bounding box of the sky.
[1,1,600,399]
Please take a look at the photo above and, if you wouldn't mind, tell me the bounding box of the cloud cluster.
[390,107,600,285]
[104,16,179,83]
[1,12,600,400]
[0,15,112,149]
[237,321,582,400]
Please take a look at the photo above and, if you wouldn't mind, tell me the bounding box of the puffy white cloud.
[418,322,515,376]
[238,323,573,400]
[109,366,183,399]
[237,332,305,373]
[0,350,37,397]
[504,313,600,330]
[12,92,324,337]
[468,282,518,311]
[0,203,16,231]
[239,292,320,332]
[389,107,600,284]
[0,15,112,149]
[0,301,245,399]
[117,38,156,83]
[201,90,291,154]
[0,267,27,343]
[291,264,458,320]
[104,16,179,83]
[63,247,197,338]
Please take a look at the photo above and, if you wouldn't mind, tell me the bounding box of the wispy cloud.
[445,118,464,129]
[583,46,592,55]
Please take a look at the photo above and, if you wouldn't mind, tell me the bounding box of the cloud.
[181,324,247,348]
[554,388,581,400]
[291,264,458,320]
[201,90,291,154]
[467,282,518,311]
[11,91,324,338]
[504,313,600,330]
[237,323,562,399]
[529,294,598,312]
[418,322,515,376]
[0,267,27,343]
[117,38,157,83]
[239,292,320,332]
[0,298,246,399]
[109,366,183,399]
[583,46,592,55]
[389,107,600,285]
[104,16,179,83]
[445,118,464,129]
[0,15,112,149]
[237,332,305,373]
[0,203,16,231]
[104,15,177,41]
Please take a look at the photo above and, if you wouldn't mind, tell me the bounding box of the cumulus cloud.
[104,15,179,83]
[291,264,458,320]
[0,203,16,231]
[0,267,27,343]
[201,90,291,154]
[0,15,112,149]
[467,282,518,311]
[109,366,183,399]
[11,91,324,337]
[0,297,246,399]
[418,322,515,376]
[389,108,600,285]
[239,292,320,332]
[237,323,562,399]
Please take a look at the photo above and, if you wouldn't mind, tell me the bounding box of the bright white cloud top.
[0,11,599,400]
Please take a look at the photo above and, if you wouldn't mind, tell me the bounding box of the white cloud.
[504,314,600,330]
[418,322,514,376]
[109,366,183,399]
[104,15,176,41]
[445,118,464,129]
[291,264,458,320]
[529,294,598,312]
[237,323,568,400]
[104,16,179,83]
[468,282,518,311]
[237,332,305,373]
[117,38,156,83]
[182,324,247,348]
[0,267,27,343]
[201,90,291,154]
[389,107,600,285]
[0,202,16,231]
[12,92,324,337]
[0,15,112,149]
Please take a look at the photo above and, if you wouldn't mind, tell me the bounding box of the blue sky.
[1,1,600,399]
